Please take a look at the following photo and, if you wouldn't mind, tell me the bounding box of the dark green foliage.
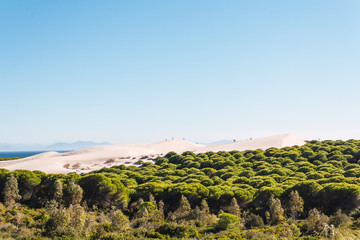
[253,186,283,209]
[286,190,304,220]
[0,157,23,161]
[212,213,239,231]
[12,170,41,202]
[63,180,83,205]
[267,197,285,224]
[155,223,199,238]
[168,195,191,222]
[245,213,264,228]
[3,173,21,206]
[319,183,360,214]
[79,173,127,208]
[53,179,63,203]
[330,209,352,227]
[284,180,322,211]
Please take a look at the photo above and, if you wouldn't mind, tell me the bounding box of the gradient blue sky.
[1,1,360,144]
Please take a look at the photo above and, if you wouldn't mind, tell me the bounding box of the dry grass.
[72,163,81,169]
[332,228,360,240]
[63,163,70,169]
[105,158,115,164]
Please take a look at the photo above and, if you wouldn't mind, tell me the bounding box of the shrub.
[213,213,239,231]
[155,223,199,238]
[245,213,264,228]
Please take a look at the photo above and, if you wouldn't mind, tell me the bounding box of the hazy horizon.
[1,1,359,145]
[0,133,358,146]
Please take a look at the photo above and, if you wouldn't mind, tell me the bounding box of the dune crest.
[196,134,304,153]
[0,134,305,174]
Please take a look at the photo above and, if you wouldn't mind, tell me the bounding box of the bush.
[155,223,199,238]
[301,208,331,236]
[330,209,352,227]
[213,213,239,231]
[245,213,264,229]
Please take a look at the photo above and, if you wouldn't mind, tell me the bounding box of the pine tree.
[109,208,129,231]
[200,199,210,215]
[287,190,304,220]
[228,197,241,217]
[149,194,156,205]
[3,174,21,207]
[46,205,70,234]
[65,180,83,205]
[158,200,165,219]
[265,211,271,223]
[198,199,216,224]
[69,204,86,233]
[53,179,63,203]
[171,195,191,221]
[268,197,285,224]
[304,208,331,236]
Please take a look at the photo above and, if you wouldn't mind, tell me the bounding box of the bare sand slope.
[0,140,204,174]
[0,134,305,174]
[195,134,305,153]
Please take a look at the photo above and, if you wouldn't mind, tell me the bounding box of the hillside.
[0,134,304,173]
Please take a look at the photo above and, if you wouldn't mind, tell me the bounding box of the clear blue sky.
[1,1,360,144]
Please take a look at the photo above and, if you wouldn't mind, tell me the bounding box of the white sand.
[195,134,305,153]
[0,134,305,174]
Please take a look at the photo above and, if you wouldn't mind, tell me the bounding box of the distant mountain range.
[0,141,111,151]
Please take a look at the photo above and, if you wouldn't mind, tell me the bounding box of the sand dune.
[0,134,305,174]
[195,134,305,153]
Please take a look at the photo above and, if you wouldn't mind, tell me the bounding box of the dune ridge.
[0,134,305,174]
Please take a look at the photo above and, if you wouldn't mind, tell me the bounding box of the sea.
[0,151,69,158]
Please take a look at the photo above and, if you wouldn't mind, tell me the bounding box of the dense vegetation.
[0,157,23,161]
[1,140,360,239]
